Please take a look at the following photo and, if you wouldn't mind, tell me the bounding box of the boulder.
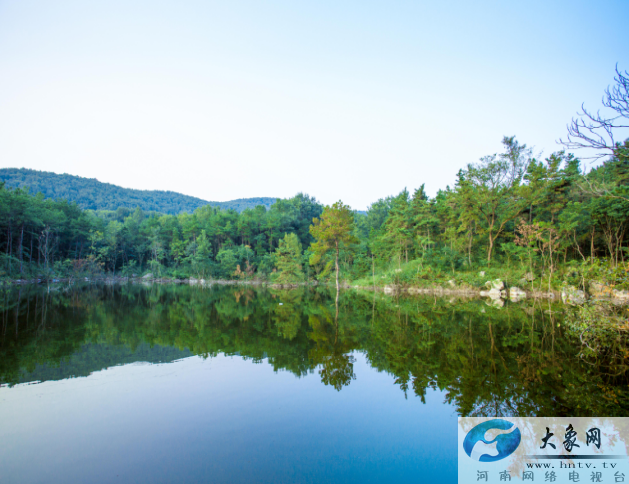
[480,288,502,299]
[447,280,456,288]
[485,297,504,308]
[479,271,486,277]
[561,285,586,305]
[383,285,398,295]
[509,287,527,301]
[524,272,535,282]
[142,273,153,279]
[589,282,607,296]
[485,279,504,291]
[588,282,627,300]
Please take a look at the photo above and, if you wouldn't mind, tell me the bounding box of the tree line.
[1,68,628,287]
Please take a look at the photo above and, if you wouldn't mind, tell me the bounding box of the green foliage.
[274,233,304,283]
[1,129,628,287]
[565,301,629,368]
[309,201,358,287]
[0,184,323,281]
[216,248,238,277]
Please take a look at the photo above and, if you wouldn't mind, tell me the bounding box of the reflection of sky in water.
[0,353,457,484]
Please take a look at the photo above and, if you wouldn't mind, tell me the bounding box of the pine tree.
[274,233,304,283]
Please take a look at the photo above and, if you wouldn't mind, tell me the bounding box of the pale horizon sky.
[0,1,627,210]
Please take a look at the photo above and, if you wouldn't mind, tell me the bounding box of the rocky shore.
[4,273,628,306]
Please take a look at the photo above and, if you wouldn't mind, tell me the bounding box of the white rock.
[561,285,586,305]
[485,279,504,291]
[509,287,527,301]
[481,288,502,299]
[486,298,504,308]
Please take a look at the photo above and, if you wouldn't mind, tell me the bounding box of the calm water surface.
[0,284,627,484]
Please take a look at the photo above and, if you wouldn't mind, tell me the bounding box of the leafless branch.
[559,65,629,162]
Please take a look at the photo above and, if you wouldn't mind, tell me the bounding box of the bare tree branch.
[559,65,629,162]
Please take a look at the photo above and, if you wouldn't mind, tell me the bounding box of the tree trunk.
[487,234,494,265]
[5,225,9,271]
[18,223,24,274]
[14,289,21,336]
[335,286,340,338]
[467,231,472,266]
[335,240,340,292]
[486,216,496,265]
[372,255,375,290]
[7,224,12,273]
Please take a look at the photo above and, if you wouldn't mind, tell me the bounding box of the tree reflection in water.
[0,284,627,417]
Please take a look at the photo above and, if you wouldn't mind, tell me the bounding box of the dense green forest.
[1,138,626,291]
[0,69,628,291]
[0,168,276,214]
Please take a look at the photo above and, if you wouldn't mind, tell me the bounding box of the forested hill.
[0,168,276,214]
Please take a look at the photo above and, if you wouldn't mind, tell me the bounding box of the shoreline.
[3,276,628,306]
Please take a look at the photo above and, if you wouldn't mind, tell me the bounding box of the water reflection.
[1,284,627,416]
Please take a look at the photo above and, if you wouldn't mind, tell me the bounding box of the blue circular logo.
[463,419,521,462]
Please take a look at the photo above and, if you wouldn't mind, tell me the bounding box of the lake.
[0,284,627,483]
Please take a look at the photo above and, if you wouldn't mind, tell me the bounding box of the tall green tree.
[455,136,532,264]
[377,189,413,267]
[274,233,304,283]
[309,201,357,291]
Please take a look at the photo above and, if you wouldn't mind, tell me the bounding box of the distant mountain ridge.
[0,168,277,214]
[1,342,193,386]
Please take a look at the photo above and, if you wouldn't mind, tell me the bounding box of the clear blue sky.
[0,0,627,209]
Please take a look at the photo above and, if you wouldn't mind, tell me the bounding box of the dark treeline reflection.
[1,284,627,417]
